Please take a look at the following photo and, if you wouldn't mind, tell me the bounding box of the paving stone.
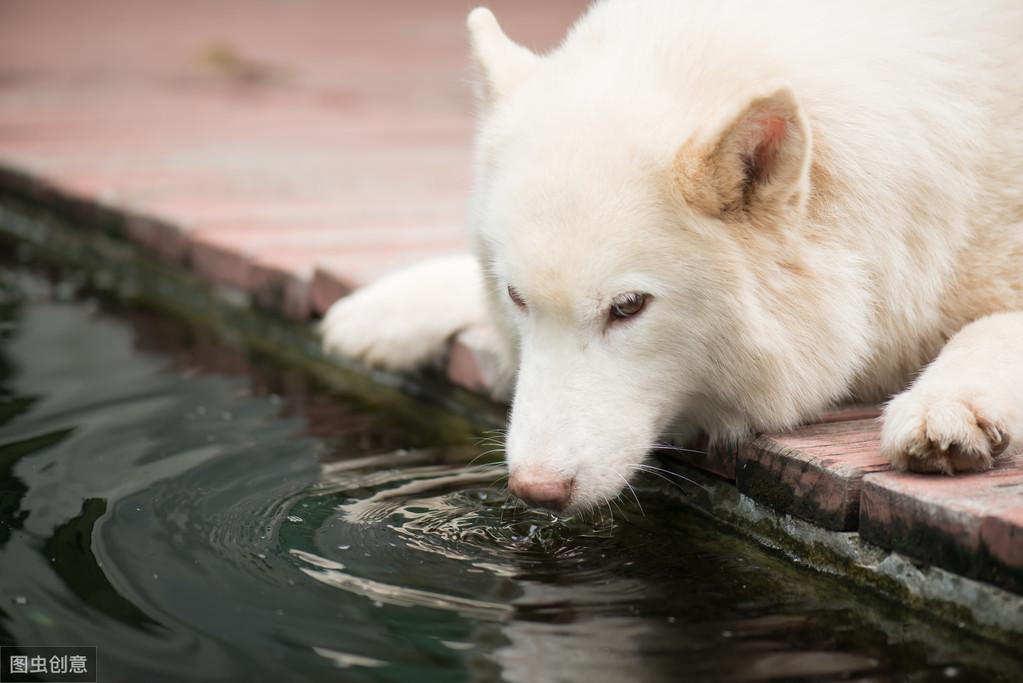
[861,456,1023,593]
[447,326,513,402]
[737,418,888,531]
[655,407,882,483]
[121,214,192,264]
[187,233,256,292]
[311,245,466,298]
[247,258,312,321]
[309,267,353,316]
[0,0,587,319]
[818,404,882,423]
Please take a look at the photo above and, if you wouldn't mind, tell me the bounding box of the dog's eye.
[507,285,527,310]
[609,292,648,321]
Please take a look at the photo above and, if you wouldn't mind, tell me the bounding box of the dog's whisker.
[465,449,505,469]
[631,465,685,492]
[630,463,710,493]
[472,447,507,460]
[462,461,502,471]
[467,465,506,478]
[636,462,699,481]
[464,454,488,469]
[615,471,645,517]
[498,482,516,525]
[650,442,709,456]
[601,495,615,533]
[472,440,504,450]
[608,495,629,525]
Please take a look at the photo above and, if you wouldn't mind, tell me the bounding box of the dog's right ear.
[467,7,539,107]
[674,84,811,225]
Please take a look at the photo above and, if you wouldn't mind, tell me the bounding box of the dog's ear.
[467,7,539,107]
[675,85,811,223]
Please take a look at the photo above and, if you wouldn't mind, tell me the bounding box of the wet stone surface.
[0,264,1022,682]
[861,463,1023,595]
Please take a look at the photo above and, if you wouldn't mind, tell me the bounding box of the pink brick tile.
[121,214,192,264]
[861,456,1023,593]
[309,267,353,316]
[187,232,312,318]
[247,259,311,320]
[314,244,467,286]
[817,404,883,424]
[982,508,1023,571]
[190,223,465,250]
[446,326,512,401]
[736,418,889,530]
[0,0,586,320]
[187,233,255,291]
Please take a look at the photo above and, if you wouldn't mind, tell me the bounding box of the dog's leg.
[881,311,1023,473]
[321,254,489,372]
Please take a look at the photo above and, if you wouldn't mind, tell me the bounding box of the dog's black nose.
[508,470,574,511]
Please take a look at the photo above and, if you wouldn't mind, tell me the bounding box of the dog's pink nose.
[508,471,574,511]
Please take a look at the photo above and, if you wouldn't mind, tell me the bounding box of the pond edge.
[1,176,1021,650]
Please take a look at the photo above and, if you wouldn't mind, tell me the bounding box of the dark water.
[0,267,1020,683]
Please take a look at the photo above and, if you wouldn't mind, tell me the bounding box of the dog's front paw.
[321,291,444,372]
[881,390,1010,474]
[320,255,486,372]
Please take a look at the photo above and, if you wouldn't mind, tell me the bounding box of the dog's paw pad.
[882,395,1007,474]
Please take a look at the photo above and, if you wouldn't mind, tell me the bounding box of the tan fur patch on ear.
[673,138,723,218]
[674,85,810,223]
[674,130,752,221]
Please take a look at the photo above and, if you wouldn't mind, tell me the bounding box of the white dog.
[322,0,1023,512]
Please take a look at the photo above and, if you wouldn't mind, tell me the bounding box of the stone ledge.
[4,197,1023,649]
[737,418,887,531]
[861,458,1023,595]
[5,173,1023,602]
[446,326,513,402]
[657,459,1023,650]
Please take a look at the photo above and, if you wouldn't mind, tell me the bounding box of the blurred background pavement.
[0,0,587,316]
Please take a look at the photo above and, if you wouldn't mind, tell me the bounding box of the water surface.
[0,266,1019,682]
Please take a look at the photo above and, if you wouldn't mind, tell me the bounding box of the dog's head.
[466,8,863,512]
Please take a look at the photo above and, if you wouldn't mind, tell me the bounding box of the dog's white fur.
[321,0,1023,511]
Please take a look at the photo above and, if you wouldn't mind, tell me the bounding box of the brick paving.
[0,0,585,316]
[861,458,1023,593]
[737,417,887,532]
[1,0,1021,595]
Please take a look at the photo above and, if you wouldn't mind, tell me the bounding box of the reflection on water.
[0,266,1020,682]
